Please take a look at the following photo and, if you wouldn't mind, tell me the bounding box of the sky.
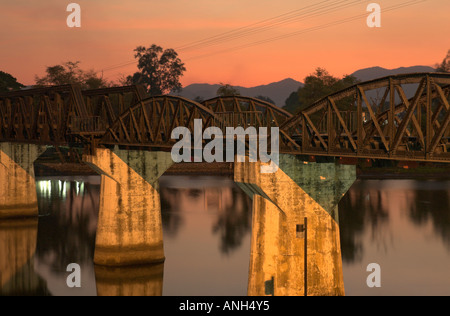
[0,0,449,88]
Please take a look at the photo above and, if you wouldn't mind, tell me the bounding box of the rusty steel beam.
[1,73,450,164]
[279,73,450,162]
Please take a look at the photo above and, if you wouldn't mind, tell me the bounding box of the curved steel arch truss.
[2,74,450,163]
[279,73,450,162]
[202,96,292,129]
[100,95,217,149]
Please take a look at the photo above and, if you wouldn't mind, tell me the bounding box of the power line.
[102,0,428,78]
[174,0,341,51]
[101,0,362,73]
[176,0,370,53]
[183,0,428,62]
[101,60,136,73]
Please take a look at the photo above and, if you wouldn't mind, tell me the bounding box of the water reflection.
[339,181,390,263]
[34,173,163,296]
[340,179,450,296]
[160,176,252,255]
[0,176,101,296]
[94,264,164,296]
[159,176,253,296]
[35,176,100,296]
[340,180,450,263]
[2,175,450,296]
[35,176,99,271]
[0,219,49,296]
[0,175,253,296]
[409,181,450,250]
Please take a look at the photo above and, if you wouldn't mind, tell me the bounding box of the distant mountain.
[178,78,303,107]
[351,65,437,102]
[351,65,436,82]
[177,66,437,108]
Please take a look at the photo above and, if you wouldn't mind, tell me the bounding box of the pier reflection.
[0,218,49,296]
[0,175,347,296]
[36,175,164,296]
[95,264,164,296]
[2,175,449,296]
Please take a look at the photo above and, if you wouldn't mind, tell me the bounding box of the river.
[0,175,449,296]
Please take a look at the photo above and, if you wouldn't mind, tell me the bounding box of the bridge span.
[1,72,449,296]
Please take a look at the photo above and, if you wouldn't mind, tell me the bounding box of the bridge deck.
[1,72,449,163]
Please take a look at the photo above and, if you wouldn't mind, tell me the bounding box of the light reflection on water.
[35,176,100,296]
[0,175,252,296]
[1,176,450,296]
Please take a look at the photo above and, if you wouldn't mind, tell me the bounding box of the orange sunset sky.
[0,0,449,88]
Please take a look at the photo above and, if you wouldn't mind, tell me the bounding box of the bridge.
[1,72,449,296]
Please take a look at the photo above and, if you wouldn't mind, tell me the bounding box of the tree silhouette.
[0,71,24,93]
[35,61,110,89]
[283,68,359,113]
[255,95,275,104]
[127,44,186,95]
[436,49,450,73]
[216,83,240,97]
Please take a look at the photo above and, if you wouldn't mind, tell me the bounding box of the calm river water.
[1,175,449,296]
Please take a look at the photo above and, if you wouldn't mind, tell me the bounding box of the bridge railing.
[317,111,368,134]
[69,116,106,135]
[214,111,265,129]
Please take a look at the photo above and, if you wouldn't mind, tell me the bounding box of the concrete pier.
[0,143,46,219]
[83,148,173,267]
[235,155,356,296]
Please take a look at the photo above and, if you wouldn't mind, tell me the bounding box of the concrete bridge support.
[83,148,173,267]
[235,155,356,296]
[0,143,46,219]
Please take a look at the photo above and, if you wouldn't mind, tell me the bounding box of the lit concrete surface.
[83,148,173,266]
[0,143,46,219]
[235,155,356,296]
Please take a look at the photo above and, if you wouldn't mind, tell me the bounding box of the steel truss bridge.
[1,72,449,163]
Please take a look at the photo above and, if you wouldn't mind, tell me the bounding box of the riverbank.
[357,166,450,180]
[34,162,450,180]
[34,162,236,177]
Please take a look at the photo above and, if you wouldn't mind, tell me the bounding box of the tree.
[35,61,110,89]
[0,71,24,93]
[217,83,240,96]
[255,95,275,105]
[436,49,450,73]
[193,96,204,103]
[284,91,300,111]
[283,68,359,113]
[127,44,186,95]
